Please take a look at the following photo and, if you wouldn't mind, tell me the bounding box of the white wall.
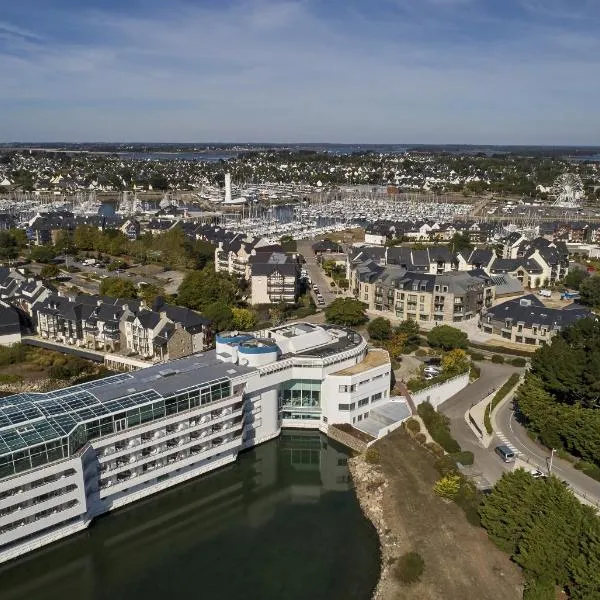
[0,332,21,346]
[411,373,469,410]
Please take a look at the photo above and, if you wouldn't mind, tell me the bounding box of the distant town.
[1,145,600,599]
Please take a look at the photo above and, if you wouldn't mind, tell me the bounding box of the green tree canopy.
[395,319,420,348]
[99,277,138,299]
[30,245,57,264]
[325,298,367,326]
[367,317,392,340]
[231,307,257,331]
[426,325,468,350]
[579,275,600,308]
[203,301,234,332]
[563,268,589,291]
[40,264,60,279]
[450,232,473,254]
[177,268,239,312]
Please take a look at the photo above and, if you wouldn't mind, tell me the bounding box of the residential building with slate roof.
[480,294,591,346]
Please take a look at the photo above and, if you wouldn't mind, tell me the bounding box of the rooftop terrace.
[332,349,390,376]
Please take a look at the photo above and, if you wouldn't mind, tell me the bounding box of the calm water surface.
[0,431,380,600]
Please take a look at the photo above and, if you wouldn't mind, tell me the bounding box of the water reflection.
[0,431,379,600]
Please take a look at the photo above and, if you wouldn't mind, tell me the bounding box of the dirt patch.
[351,429,523,600]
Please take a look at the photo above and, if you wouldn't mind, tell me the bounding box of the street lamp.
[548,448,556,475]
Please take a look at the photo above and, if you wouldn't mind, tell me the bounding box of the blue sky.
[0,0,598,144]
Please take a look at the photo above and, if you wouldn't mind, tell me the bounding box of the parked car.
[424,366,441,375]
[494,445,515,463]
[530,468,545,479]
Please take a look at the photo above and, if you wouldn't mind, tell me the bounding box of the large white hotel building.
[0,323,393,563]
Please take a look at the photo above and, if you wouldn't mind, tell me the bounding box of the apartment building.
[479,295,590,346]
[248,252,300,305]
[351,262,494,323]
[0,322,394,563]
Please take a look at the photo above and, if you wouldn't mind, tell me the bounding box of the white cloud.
[0,0,598,143]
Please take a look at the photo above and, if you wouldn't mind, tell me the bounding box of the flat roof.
[331,349,390,376]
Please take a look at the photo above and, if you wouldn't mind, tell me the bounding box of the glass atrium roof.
[0,354,251,458]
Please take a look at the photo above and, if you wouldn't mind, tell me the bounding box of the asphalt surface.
[297,240,337,306]
[496,399,600,504]
[439,362,521,486]
[439,362,600,505]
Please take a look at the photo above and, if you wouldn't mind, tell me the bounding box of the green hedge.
[484,373,521,434]
[510,357,527,367]
[491,354,504,364]
[417,402,461,454]
[574,461,600,483]
[451,451,474,466]
[394,552,425,584]
[468,341,533,357]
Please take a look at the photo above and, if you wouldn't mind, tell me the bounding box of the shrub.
[491,354,504,364]
[426,442,445,458]
[469,351,485,361]
[452,451,474,466]
[414,433,427,445]
[0,373,24,384]
[434,455,458,476]
[417,402,461,453]
[484,373,521,434]
[405,418,421,434]
[394,552,425,584]
[575,460,600,482]
[523,575,556,600]
[414,348,427,357]
[468,341,533,357]
[510,357,527,367]
[470,364,481,380]
[365,448,381,464]
[434,474,462,499]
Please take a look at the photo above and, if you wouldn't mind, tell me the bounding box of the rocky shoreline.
[349,454,398,600]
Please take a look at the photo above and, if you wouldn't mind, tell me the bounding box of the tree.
[177,268,239,311]
[395,319,420,349]
[30,245,57,264]
[441,349,470,376]
[450,232,473,254]
[40,264,60,279]
[367,317,392,340]
[99,277,138,299]
[579,275,600,308]
[427,325,468,351]
[325,298,367,326]
[149,173,169,190]
[203,301,234,332]
[563,268,589,291]
[232,307,257,331]
[138,283,164,305]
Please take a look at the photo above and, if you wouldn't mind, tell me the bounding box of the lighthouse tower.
[224,173,232,203]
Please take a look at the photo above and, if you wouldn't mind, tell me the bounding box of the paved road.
[439,362,521,486]
[297,240,337,306]
[496,399,600,504]
[440,362,600,505]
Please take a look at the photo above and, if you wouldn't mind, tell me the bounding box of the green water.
[0,431,380,600]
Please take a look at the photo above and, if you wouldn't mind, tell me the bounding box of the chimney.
[224,172,232,203]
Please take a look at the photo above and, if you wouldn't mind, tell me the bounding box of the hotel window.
[338,403,351,411]
[358,398,369,407]
[371,392,383,403]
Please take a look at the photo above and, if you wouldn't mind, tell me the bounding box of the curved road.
[496,399,600,504]
[439,362,600,505]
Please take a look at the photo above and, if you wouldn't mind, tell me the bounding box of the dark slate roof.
[467,248,494,266]
[489,258,543,274]
[0,305,20,337]
[485,294,591,330]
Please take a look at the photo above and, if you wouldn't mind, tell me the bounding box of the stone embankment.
[0,378,77,396]
[348,454,397,600]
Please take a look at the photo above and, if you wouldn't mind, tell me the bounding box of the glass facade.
[280,379,321,421]
[0,379,233,481]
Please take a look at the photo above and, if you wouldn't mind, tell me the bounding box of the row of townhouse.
[364,219,497,245]
[34,295,212,361]
[498,234,569,287]
[479,294,591,346]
